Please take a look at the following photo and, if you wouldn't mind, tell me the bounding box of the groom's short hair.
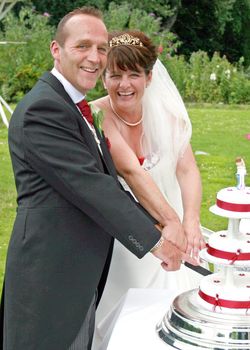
[54,7,103,47]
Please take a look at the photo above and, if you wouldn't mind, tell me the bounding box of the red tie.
[76,99,94,125]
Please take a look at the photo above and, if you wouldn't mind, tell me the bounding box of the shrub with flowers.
[159,50,250,104]
[0,4,249,105]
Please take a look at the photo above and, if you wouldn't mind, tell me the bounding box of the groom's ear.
[50,40,61,62]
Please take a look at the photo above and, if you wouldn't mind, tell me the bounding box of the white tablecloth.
[93,288,180,350]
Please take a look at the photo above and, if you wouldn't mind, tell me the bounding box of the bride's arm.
[176,145,206,257]
[102,116,187,252]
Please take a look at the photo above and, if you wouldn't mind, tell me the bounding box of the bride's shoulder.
[90,96,108,110]
[90,96,113,120]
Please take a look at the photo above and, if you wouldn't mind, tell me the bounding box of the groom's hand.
[151,236,199,271]
[161,220,187,252]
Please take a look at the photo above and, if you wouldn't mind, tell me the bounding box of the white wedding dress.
[93,60,203,348]
[95,153,202,324]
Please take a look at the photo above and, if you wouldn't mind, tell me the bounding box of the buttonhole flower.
[90,106,104,136]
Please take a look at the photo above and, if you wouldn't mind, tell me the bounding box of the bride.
[91,30,206,339]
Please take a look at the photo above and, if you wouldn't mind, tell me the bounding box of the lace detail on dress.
[141,152,160,171]
[118,152,160,202]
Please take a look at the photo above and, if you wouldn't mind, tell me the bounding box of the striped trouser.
[68,294,96,350]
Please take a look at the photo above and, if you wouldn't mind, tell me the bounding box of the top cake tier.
[210,186,250,218]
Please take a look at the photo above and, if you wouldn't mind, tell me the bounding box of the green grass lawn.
[0,105,250,289]
[190,106,250,232]
[0,124,16,289]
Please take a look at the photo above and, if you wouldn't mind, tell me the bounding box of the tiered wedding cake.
[198,157,250,314]
[157,158,250,349]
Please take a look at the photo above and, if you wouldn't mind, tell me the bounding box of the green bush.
[0,7,54,102]
[103,2,131,31]
[162,54,188,97]
[228,58,250,104]
[187,51,211,102]
[0,5,249,105]
[160,50,250,104]
[103,2,179,50]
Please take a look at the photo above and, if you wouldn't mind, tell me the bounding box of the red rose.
[105,137,111,149]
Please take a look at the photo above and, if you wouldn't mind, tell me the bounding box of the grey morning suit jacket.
[0,72,160,349]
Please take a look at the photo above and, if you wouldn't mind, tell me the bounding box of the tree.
[29,0,178,27]
[221,0,250,65]
[30,0,108,26]
[172,0,228,58]
[9,0,250,66]
[172,0,250,64]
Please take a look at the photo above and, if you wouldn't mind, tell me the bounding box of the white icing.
[209,230,250,253]
[200,247,250,266]
[198,271,250,314]
[209,186,250,218]
[217,187,250,205]
[202,217,250,264]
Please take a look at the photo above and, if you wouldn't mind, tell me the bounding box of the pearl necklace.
[109,99,143,127]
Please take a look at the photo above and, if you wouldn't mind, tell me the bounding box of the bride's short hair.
[106,31,158,75]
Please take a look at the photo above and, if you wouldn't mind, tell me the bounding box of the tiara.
[109,33,144,48]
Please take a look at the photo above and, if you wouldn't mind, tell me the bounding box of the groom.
[0,6,194,350]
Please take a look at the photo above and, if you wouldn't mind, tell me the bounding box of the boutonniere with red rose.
[90,106,104,136]
[90,106,111,149]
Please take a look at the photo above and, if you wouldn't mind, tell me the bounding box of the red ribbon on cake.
[216,199,250,212]
[207,245,250,263]
[199,289,250,309]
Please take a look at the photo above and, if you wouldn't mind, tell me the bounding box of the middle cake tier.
[201,229,250,266]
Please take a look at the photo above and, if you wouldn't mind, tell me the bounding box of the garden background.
[0,0,250,287]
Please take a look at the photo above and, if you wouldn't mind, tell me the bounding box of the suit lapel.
[95,128,118,181]
[39,72,118,179]
[39,72,74,106]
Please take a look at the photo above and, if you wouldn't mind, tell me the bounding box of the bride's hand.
[183,219,206,259]
[161,220,187,252]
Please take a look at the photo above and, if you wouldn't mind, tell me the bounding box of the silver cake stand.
[156,289,250,349]
[157,162,250,349]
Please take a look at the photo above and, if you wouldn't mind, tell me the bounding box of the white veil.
[141,59,192,218]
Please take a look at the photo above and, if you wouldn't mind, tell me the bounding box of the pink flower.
[43,12,50,17]
[246,134,250,140]
[158,45,163,54]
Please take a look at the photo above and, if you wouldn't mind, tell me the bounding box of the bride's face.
[104,66,152,111]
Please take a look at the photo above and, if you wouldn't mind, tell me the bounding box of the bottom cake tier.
[198,271,250,314]
[157,289,250,350]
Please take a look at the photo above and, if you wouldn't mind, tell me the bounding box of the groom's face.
[51,14,108,94]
